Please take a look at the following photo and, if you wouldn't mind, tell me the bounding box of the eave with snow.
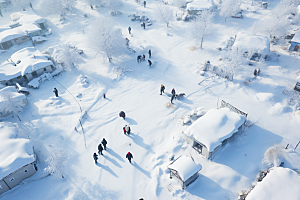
[0,122,36,195]
[168,155,202,189]
[232,32,270,60]
[186,0,214,14]
[289,29,300,51]
[184,107,246,159]
[0,47,54,85]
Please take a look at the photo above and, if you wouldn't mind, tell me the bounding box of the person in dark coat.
[137,55,142,63]
[101,138,107,150]
[148,49,151,58]
[160,84,165,95]
[53,88,58,97]
[98,144,104,155]
[142,22,145,29]
[142,54,145,61]
[171,88,175,96]
[143,1,146,7]
[128,26,131,34]
[126,152,133,163]
[148,60,152,67]
[93,153,98,164]
[171,93,175,104]
[29,2,33,9]
[119,111,126,119]
[125,125,131,135]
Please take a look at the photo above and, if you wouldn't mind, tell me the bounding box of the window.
[24,169,28,173]
[44,68,47,71]
[32,71,37,77]
[10,177,15,182]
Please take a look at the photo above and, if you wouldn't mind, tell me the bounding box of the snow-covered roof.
[186,0,214,11]
[184,107,246,152]
[246,167,300,200]
[168,155,202,182]
[0,62,20,81]
[0,24,41,43]
[292,29,300,43]
[232,32,270,56]
[0,122,35,179]
[10,11,46,24]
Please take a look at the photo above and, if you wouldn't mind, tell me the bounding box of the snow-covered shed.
[10,11,48,31]
[184,107,246,159]
[168,155,202,189]
[246,167,300,200]
[0,47,54,85]
[289,29,300,51]
[186,0,214,14]
[232,32,270,60]
[0,86,29,118]
[0,122,36,195]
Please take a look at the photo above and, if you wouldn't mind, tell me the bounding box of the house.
[246,167,300,200]
[184,104,247,159]
[0,86,29,118]
[186,0,214,15]
[0,47,54,85]
[0,122,36,195]
[289,29,300,51]
[232,32,270,60]
[0,0,11,8]
[168,155,202,189]
[10,11,48,31]
[0,24,42,50]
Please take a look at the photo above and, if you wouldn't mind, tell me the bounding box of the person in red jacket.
[126,152,133,163]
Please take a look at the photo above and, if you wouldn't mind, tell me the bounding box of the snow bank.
[0,122,35,179]
[186,0,214,11]
[10,11,46,25]
[0,62,19,81]
[232,32,270,56]
[28,73,52,89]
[168,155,202,182]
[184,108,246,152]
[246,167,300,200]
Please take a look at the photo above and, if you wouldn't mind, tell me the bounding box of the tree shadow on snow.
[129,132,155,154]
[102,155,122,168]
[96,163,119,178]
[125,117,138,125]
[132,162,151,179]
[106,148,125,163]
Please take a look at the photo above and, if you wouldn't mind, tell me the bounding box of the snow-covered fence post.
[295,141,300,151]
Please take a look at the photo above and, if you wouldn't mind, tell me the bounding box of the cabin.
[246,167,300,200]
[184,101,247,159]
[0,122,36,195]
[289,29,300,51]
[232,32,270,60]
[0,47,54,85]
[10,11,48,32]
[186,0,214,15]
[168,155,202,189]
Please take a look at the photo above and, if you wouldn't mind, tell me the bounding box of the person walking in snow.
[137,55,142,63]
[142,22,145,29]
[171,88,176,96]
[98,144,104,155]
[126,152,133,163]
[143,1,146,7]
[125,125,131,135]
[160,84,165,95]
[171,93,175,104]
[142,54,145,61]
[93,153,98,164]
[148,60,152,67]
[29,2,33,9]
[123,126,127,135]
[119,111,126,119]
[53,88,58,97]
[148,49,151,58]
[101,138,107,150]
[128,26,131,34]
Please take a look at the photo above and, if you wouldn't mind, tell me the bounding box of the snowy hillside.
[0,0,300,199]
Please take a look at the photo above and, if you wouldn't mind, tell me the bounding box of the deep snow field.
[1,0,300,199]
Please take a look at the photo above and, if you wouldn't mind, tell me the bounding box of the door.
[294,45,299,51]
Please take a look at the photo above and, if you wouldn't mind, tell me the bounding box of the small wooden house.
[186,0,214,15]
[184,102,247,160]
[289,30,300,51]
[168,155,202,189]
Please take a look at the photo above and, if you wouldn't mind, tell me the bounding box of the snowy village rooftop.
[0,122,35,179]
[185,107,246,152]
[0,24,41,43]
[168,155,202,182]
[292,29,300,43]
[10,11,46,24]
[246,167,300,200]
[232,32,270,56]
[186,0,214,11]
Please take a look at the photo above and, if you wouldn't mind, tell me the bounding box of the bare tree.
[155,3,174,27]
[87,15,126,62]
[44,149,68,178]
[0,92,26,121]
[189,10,214,49]
[57,45,81,69]
[172,0,186,8]
[220,0,240,22]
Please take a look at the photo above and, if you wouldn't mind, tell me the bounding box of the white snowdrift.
[186,0,214,11]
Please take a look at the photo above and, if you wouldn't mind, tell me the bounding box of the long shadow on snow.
[128,132,155,154]
[96,163,119,178]
[132,162,151,179]
[125,117,138,125]
[213,125,283,180]
[107,148,125,163]
[102,155,122,168]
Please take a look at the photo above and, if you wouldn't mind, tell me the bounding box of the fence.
[220,100,248,118]
[202,62,234,81]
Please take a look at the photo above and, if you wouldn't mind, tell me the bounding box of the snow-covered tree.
[40,0,76,16]
[155,3,174,27]
[57,45,81,69]
[0,92,26,121]
[83,0,95,9]
[250,18,289,39]
[10,0,29,11]
[44,149,68,178]
[88,16,126,62]
[172,0,186,8]
[219,0,240,22]
[189,10,214,49]
[108,0,122,16]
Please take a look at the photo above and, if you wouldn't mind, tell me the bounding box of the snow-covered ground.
[1,0,300,199]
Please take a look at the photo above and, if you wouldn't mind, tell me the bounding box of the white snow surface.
[292,29,300,43]
[246,167,300,200]
[185,108,246,152]
[0,86,27,110]
[186,0,214,11]
[168,155,202,181]
[232,32,270,56]
[10,11,46,24]
[0,122,35,179]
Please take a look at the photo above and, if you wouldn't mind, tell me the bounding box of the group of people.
[137,49,152,67]
[160,85,176,103]
[93,138,108,163]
